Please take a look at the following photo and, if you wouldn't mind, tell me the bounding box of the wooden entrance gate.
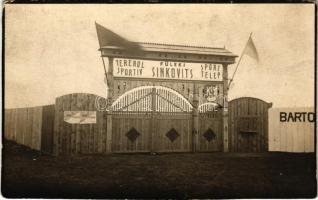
[111,86,193,153]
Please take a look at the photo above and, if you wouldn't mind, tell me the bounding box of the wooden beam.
[192,83,199,152]
[223,64,229,152]
[106,57,114,153]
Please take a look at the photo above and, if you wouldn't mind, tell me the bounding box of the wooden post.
[223,64,229,152]
[52,98,60,156]
[192,83,199,152]
[106,57,114,153]
[150,87,156,152]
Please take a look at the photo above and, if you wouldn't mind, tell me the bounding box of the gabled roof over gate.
[96,22,237,60]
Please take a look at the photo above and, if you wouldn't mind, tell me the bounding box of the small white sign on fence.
[64,111,96,124]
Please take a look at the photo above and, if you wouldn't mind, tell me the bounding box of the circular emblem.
[204,85,220,102]
[95,96,108,111]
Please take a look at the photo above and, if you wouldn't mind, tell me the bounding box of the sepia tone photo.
[2,4,316,198]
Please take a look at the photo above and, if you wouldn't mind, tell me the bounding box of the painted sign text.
[113,58,223,81]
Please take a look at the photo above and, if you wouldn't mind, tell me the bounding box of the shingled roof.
[134,42,236,57]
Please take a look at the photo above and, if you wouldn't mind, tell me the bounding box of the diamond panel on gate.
[203,128,216,142]
[166,128,179,142]
[126,128,140,142]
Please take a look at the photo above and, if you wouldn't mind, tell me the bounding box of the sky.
[5,4,315,108]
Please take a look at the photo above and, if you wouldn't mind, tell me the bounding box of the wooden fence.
[268,107,315,153]
[5,93,314,155]
[4,105,54,152]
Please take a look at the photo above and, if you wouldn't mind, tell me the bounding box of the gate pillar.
[192,83,199,152]
[150,87,156,152]
[106,57,114,153]
[223,64,229,152]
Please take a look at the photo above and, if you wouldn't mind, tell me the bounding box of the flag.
[244,36,259,62]
[95,22,142,54]
[228,33,259,89]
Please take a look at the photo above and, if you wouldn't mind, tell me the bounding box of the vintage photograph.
[3,4,316,198]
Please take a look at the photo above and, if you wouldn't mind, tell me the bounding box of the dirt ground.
[1,140,316,199]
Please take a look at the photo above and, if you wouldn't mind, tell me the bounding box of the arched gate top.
[112,85,193,112]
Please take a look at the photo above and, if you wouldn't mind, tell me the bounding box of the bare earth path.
[2,140,316,198]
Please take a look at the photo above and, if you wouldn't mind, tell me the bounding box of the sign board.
[113,58,223,81]
[64,111,96,124]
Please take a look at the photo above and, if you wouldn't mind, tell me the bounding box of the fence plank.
[41,105,55,154]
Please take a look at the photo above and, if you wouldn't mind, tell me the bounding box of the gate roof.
[101,42,237,57]
[96,22,237,61]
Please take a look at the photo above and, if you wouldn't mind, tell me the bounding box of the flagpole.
[228,32,253,90]
[101,55,108,80]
